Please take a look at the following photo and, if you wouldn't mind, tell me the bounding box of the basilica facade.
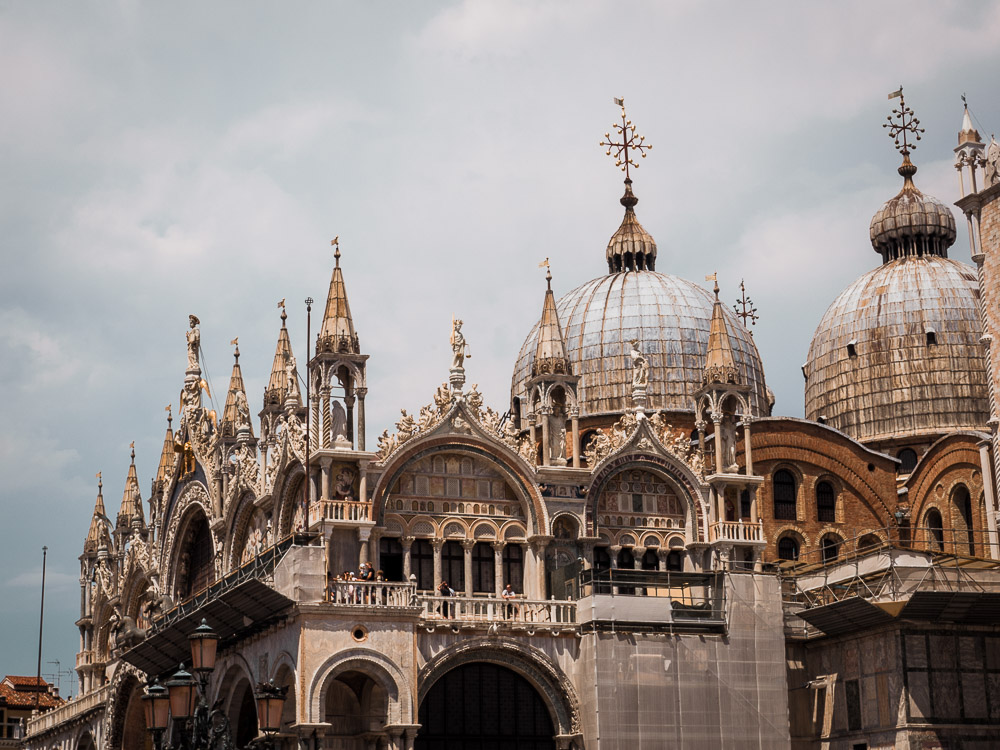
[22,98,1000,750]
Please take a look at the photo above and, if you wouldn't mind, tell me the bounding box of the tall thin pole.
[304,297,314,530]
[35,546,47,711]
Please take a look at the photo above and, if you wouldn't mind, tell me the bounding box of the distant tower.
[695,278,765,569]
[955,98,1000,557]
[523,264,580,467]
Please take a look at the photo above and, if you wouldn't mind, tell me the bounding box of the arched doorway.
[118,680,152,750]
[416,663,555,750]
[324,670,390,746]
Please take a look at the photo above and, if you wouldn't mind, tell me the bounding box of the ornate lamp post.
[143,619,287,750]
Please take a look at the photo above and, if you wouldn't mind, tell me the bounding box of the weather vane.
[734,279,759,329]
[883,86,924,155]
[600,97,652,180]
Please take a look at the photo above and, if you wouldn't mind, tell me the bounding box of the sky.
[2,0,1000,695]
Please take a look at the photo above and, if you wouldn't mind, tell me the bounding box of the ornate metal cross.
[734,279,758,328]
[600,97,651,179]
[883,86,924,155]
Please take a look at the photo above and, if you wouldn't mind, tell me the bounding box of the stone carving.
[286,355,300,402]
[331,400,349,447]
[235,389,251,429]
[630,339,649,389]
[466,384,483,411]
[396,409,417,442]
[987,138,1000,188]
[226,443,261,508]
[649,411,706,477]
[377,429,398,458]
[451,318,469,369]
[433,382,452,413]
[186,315,201,370]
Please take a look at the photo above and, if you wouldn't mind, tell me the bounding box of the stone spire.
[84,474,111,554]
[265,305,295,407]
[532,264,571,376]
[955,96,987,199]
[317,240,360,354]
[155,408,175,487]
[703,279,739,385]
[221,340,253,439]
[116,444,144,529]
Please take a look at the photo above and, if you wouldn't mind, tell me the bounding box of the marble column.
[356,388,367,452]
[492,541,505,595]
[539,408,551,467]
[570,409,580,468]
[401,536,414,580]
[358,527,371,566]
[462,539,475,596]
[712,414,723,475]
[657,547,668,571]
[532,537,550,599]
[321,389,332,448]
[320,458,331,502]
[432,539,443,589]
[742,417,754,476]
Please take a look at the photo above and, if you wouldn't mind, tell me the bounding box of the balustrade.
[711,519,764,543]
[417,594,577,626]
[308,499,371,525]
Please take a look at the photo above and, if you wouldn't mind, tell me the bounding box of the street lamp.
[143,620,287,749]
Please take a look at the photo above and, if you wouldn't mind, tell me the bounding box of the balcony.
[25,685,110,738]
[710,519,765,544]
[308,499,372,526]
[323,580,578,632]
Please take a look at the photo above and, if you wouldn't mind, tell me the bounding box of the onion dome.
[806,96,987,444]
[869,154,956,263]
[513,272,769,419]
[805,257,987,443]
[607,179,657,273]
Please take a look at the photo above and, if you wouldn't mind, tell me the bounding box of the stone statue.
[396,409,417,441]
[331,400,349,444]
[630,340,649,389]
[434,383,452,414]
[451,318,469,369]
[235,390,250,429]
[285,355,300,401]
[186,315,201,370]
[987,138,1000,188]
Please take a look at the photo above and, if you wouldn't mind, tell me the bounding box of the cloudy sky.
[2,1,1000,692]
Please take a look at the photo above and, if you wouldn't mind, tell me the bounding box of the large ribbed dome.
[512,271,769,418]
[804,256,988,443]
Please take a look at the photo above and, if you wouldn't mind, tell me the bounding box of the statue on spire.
[186,315,201,371]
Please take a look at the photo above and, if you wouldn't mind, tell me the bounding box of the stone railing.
[326,580,417,608]
[26,685,110,737]
[417,594,577,627]
[711,520,764,544]
[308,499,372,525]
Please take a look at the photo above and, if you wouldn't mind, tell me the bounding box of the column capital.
[461,538,476,550]
[430,538,444,552]
[355,387,368,398]
[491,540,505,552]
[400,536,414,549]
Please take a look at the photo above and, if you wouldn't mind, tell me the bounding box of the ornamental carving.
[584,411,705,477]
[376,383,454,459]
[225,443,261,509]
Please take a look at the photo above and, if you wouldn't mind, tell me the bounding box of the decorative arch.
[103,663,148,750]
[275,464,305,538]
[168,501,216,602]
[372,440,547,537]
[161,482,213,592]
[417,637,580,737]
[309,649,413,726]
[588,453,706,543]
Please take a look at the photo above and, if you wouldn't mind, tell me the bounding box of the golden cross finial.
[883,86,924,155]
[734,279,759,328]
[600,97,651,180]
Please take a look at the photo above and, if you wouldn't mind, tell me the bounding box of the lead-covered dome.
[512,271,770,418]
[805,147,988,444]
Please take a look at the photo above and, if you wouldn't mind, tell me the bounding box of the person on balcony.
[437,580,455,618]
[502,583,519,619]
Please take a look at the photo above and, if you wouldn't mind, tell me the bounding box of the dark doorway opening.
[416,663,556,750]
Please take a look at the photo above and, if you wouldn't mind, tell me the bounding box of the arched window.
[857,534,881,552]
[666,551,683,571]
[378,537,403,581]
[442,541,465,591]
[471,542,495,593]
[897,448,918,474]
[593,546,611,572]
[502,544,524,592]
[816,481,836,523]
[777,536,799,561]
[773,470,797,520]
[178,513,215,600]
[412,539,434,590]
[925,509,944,551]
[953,485,975,555]
[820,535,840,563]
[740,489,752,519]
[641,549,659,570]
